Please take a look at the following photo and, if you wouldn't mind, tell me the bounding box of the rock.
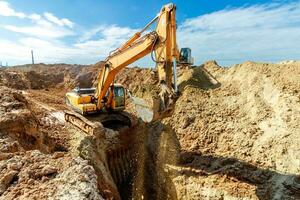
[41,176,50,183]
[0,170,18,195]
[27,179,34,185]
[7,161,23,171]
[51,158,104,200]
[52,152,65,159]
[181,117,190,129]
[0,153,13,161]
[41,165,58,176]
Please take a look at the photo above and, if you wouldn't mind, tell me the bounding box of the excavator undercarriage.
[64,109,134,134]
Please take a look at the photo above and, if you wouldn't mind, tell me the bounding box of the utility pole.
[31,50,34,65]
[6,62,8,67]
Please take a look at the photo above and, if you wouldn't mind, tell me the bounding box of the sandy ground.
[0,61,299,199]
[160,61,300,199]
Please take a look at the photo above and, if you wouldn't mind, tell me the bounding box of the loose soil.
[0,60,299,200]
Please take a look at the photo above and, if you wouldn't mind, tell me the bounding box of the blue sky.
[0,0,300,66]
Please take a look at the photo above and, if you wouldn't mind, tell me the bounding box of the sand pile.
[166,61,299,173]
[159,61,300,199]
[122,61,300,199]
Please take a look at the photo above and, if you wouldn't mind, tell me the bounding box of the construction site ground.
[0,61,299,200]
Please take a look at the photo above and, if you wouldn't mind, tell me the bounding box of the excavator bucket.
[130,97,153,122]
[130,95,176,123]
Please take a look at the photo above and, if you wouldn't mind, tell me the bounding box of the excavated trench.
[70,116,137,199]
[73,114,181,200]
[131,122,180,200]
[103,122,138,200]
[87,118,181,200]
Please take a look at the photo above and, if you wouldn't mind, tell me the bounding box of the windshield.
[180,48,189,59]
[114,86,125,97]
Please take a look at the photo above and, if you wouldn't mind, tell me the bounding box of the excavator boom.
[94,3,182,121]
[65,3,193,134]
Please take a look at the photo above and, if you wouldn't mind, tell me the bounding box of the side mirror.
[179,48,194,65]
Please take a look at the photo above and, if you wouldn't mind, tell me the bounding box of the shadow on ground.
[178,65,221,91]
[132,64,299,200]
[180,151,300,199]
[137,120,300,200]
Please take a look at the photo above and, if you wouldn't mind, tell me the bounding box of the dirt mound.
[0,86,103,199]
[0,69,64,90]
[1,60,299,199]
[0,151,101,200]
[0,86,40,150]
[116,60,300,199]
[0,71,29,89]
[1,63,157,92]
[160,60,300,199]
[0,64,93,90]
[167,61,300,170]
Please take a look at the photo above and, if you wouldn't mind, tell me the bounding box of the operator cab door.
[113,86,125,111]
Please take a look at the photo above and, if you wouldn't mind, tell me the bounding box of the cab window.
[114,87,124,97]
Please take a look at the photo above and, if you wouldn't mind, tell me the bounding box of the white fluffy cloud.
[0,1,74,39]
[0,24,138,65]
[0,1,25,18]
[44,12,74,28]
[177,2,300,65]
[0,1,300,66]
[3,25,74,38]
[78,25,137,42]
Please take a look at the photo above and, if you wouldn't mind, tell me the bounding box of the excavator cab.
[179,48,194,65]
[112,84,126,111]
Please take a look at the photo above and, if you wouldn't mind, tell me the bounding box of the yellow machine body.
[65,85,125,115]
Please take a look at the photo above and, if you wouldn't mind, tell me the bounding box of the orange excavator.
[64,3,193,133]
